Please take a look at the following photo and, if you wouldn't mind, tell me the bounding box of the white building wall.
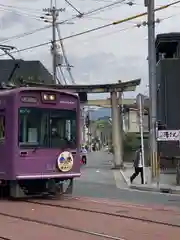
[124,109,149,133]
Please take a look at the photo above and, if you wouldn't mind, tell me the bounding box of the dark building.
[0,59,88,103]
[0,59,53,85]
[156,32,180,170]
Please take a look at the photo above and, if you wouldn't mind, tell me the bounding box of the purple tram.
[0,87,81,198]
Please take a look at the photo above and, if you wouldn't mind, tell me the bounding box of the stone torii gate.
[23,78,141,169]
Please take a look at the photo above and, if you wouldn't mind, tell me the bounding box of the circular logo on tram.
[57,151,73,172]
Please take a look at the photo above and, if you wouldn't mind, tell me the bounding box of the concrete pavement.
[74,151,127,198]
[73,151,180,207]
[120,162,180,194]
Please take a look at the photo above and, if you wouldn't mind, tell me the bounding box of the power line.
[82,25,135,41]
[130,1,180,9]
[0,25,51,45]
[0,12,174,59]
[77,0,122,4]
[0,26,134,58]
[0,0,179,57]
[0,0,127,44]
[65,0,82,16]
[86,12,180,44]
[85,15,116,21]
[0,3,43,13]
[73,0,126,18]
[0,23,114,57]
[0,6,47,25]
[0,5,43,19]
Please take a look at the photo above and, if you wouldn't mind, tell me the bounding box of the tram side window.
[0,115,5,141]
[19,108,41,145]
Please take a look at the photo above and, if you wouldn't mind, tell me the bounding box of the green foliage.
[109,133,149,155]
[95,119,111,129]
[123,133,140,152]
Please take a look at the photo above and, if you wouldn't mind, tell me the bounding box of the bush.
[108,133,143,154]
[123,133,140,152]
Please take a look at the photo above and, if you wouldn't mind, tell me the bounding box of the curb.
[120,170,180,195]
[130,185,180,194]
[130,185,160,193]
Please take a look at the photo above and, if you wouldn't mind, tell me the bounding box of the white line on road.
[113,170,127,188]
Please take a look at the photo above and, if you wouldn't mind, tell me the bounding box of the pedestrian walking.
[130,145,144,184]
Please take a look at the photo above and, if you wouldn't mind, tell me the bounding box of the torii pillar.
[111,91,124,169]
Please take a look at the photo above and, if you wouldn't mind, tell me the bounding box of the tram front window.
[18,107,77,148]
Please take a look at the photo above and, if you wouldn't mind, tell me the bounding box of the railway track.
[0,211,125,240]
[26,199,180,228]
[0,237,13,240]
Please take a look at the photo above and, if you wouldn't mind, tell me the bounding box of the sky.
[0,0,180,100]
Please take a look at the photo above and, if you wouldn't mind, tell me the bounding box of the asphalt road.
[74,151,180,207]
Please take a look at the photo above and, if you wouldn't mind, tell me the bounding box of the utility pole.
[52,6,57,83]
[43,6,65,83]
[145,0,157,182]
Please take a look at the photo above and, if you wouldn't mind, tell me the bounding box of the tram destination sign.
[157,130,180,141]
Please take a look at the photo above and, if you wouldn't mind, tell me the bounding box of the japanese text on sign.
[157,130,180,141]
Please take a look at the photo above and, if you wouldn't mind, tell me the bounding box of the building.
[123,104,149,135]
[0,59,53,84]
[88,101,150,147]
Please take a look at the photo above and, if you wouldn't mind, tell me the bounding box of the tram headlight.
[42,94,56,101]
[49,94,55,100]
[43,94,48,100]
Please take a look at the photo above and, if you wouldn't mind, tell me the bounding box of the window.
[19,107,77,148]
[0,115,5,141]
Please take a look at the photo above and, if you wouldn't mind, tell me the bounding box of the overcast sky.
[0,0,179,99]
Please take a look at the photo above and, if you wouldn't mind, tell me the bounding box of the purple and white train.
[0,86,81,198]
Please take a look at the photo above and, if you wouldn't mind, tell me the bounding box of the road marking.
[113,170,127,188]
[120,169,130,185]
[96,170,100,173]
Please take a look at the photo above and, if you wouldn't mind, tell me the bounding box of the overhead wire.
[0,0,179,57]
[0,25,51,44]
[128,1,180,9]
[0,0,127,85]
[0,4,52,45]
[0,7,44,23]
[0,5,43,19]
[0,3,43,14]
[77,0,115,2]
[63,0,127,20]
[65,0,83,16]
[81,25,136,43]
[0,0,128,44]
[1,0,178,47]
[85,15,115,21]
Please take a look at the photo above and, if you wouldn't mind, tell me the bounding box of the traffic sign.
[157,130,180,141]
